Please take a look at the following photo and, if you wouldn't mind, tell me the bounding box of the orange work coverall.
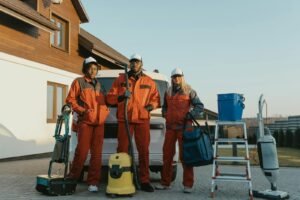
[161,88,203,188]
[106,73,160,184]
[66,76,109,185]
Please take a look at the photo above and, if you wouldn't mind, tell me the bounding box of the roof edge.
[71,0,89,23]
[79,28,129,65]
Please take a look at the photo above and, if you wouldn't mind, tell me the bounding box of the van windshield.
[154,80,168,106]
[97,78,114,94]
[97,77,168,106]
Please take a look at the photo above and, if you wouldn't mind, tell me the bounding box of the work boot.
[141,182,154,192]
[155,184,171,190]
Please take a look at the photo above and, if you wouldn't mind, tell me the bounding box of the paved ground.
[0,158,299,200]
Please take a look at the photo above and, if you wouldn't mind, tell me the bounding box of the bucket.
[217,93,245,121]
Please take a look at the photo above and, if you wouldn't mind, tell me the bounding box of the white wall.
[0,52,79,159]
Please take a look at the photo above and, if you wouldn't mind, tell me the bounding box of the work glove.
[117,90,131,102]
[144,104,154,112]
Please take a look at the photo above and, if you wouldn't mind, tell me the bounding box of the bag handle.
[183,112,212,138]
[187,112,201,127]
[183,112,201,131]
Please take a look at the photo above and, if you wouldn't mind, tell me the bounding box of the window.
[47,82,68,123]
[50,14,69,51]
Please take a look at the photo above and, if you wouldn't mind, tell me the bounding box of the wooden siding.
[0,0,83,74]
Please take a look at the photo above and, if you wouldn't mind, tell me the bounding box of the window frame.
[47,81,68,123]
[50,13,69,52]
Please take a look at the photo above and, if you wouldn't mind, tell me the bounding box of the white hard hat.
[171,67,184,77]
[84,56,98,65]
[129,53,142,62]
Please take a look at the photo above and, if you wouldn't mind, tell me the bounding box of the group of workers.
[65,54,204,193]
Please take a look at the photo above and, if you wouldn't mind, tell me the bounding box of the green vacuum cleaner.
[36,104,77,196]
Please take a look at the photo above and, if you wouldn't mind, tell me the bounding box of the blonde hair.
[167,76,191,96]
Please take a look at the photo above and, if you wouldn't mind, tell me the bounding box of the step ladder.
[210,121,253,199]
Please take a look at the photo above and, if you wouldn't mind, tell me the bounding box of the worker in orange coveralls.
[106,54,160,192]
[66,57,109,192]
[155,67,204,193]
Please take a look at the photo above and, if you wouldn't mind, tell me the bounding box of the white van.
[69,70,178,181]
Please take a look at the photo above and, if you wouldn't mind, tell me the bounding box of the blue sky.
[81,0,300,117]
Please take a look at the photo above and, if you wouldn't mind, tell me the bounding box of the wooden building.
[0,0,128,158]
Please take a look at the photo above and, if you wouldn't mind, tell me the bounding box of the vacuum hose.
[117,61,140,190]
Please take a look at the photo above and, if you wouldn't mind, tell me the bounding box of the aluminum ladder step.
[213,173,250,181]
[213,176,250,182]
[215,156,249,162]
[216,138,246,143]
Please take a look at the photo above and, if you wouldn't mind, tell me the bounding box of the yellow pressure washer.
[106,62,140,197]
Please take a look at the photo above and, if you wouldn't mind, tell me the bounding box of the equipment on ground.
[106,62,138,196]
[106,153,135,196]
[211,94,253,199]
[36,104,76,196]
[253,94,289,200]
[211,121,253,199]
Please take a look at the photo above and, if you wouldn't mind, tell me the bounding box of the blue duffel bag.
[182,113,213,167]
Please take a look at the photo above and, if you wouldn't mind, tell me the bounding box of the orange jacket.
[66,76,109,126]
[106,73,160,123]
[165,93,190,129]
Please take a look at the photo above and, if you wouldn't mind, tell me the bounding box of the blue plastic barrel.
[217,93,245,121]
